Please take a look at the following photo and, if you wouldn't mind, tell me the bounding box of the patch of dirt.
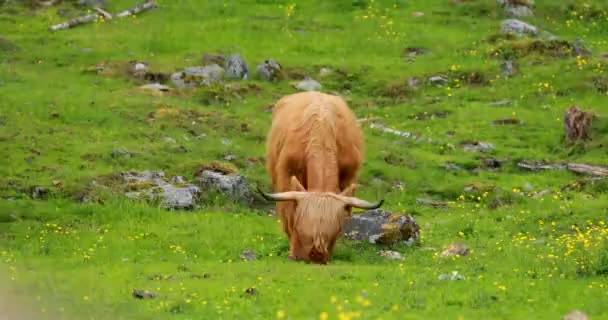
[373,80,416,103]
[284,67,309,80]
[84,60,171,85]
[408,111,450,120]
[492,118,524,125]
[491,39,591,60]
[449,70,489,86]
[0,37,18,52]
[196,82,263,106]
[194,161,238,176]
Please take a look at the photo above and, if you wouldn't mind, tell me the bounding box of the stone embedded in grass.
[242,287,258,297]
[256,58,282,81]
[294,77,322,91]
[500,60,519,77]
[461,141,495,153]
[195,170,252,204]
[427,75,448,87]
[202,52,226,66]
[488,100,514,107]
[240,250,257,261]
[492,118,524,125]
[563,310,589,320]
[171,64,225,88]
[77,0,107,9]
[132,289,157,299]
[119,171,201,210]
[440,162,463,171]
[416,198,449,209]
[224,53,249,80]
[342,209,420,246]
[481,158,502,170]
[31,186,49,200]
[439,242,470,258]
[138,83,171,96]
[438,271,466,281]
[110,148,134,159]
[500,19,538,37]
[378,250,404,261]
[497,0,534,18]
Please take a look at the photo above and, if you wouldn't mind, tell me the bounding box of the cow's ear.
[340,184,357,197]
[290,176,306,192]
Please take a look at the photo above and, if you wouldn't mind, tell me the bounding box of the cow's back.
[265,92,363,192]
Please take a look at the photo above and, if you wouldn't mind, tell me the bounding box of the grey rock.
[77,0,106,8]
[224,53,248,79]
[342,209,420,245]
[240,250,257,261]
[506,6,533,17]
[111,148,133,158]
[523,182,535,191]
[408,77,421,89]
[573,39,592,57]
[427,75,448,87]
[438,271,466,281]
[501,60,519,77]
[163,137,177,144]
[500,19,538,37]
[404,47,430,57]
[378,250,404,261]
[256,58,282,81]
[139,83,170,93]
[563,310,589,320]
[439,242,470,258]
[121,171,201,210]
[31,186,49,200]
[461,141,495,153]
[489,100,513,107]
[171,64,225,88]
[416,198,449,209]
[195,170,252,204]
[295,77,322,91]
[440,162,462,171]
[319,67,333,77]
[170,72,186,89]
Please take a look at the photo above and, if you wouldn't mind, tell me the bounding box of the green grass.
[1,0,608,319]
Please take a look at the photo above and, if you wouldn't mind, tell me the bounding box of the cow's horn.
[341,197,384,210]
[256,186,305,202]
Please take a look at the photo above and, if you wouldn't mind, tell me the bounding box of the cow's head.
[258,176,384,264]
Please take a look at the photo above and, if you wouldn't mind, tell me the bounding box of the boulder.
[224,53,248,79]
[439,242,470,258]
[256,58,282,81]
[342,209,420,245]
[295,77,322,91]
[500,19,538,37]
[500,60,519,77]
[170,64,225,88]
[461,141,495,153]
[121,171,201,210]
[195,170,252,204]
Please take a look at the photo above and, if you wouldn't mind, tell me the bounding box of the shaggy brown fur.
[263,91,381,264]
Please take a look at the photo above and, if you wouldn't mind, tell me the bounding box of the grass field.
[1,0,607,319]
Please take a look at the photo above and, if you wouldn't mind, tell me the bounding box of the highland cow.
[258,91,383,264]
